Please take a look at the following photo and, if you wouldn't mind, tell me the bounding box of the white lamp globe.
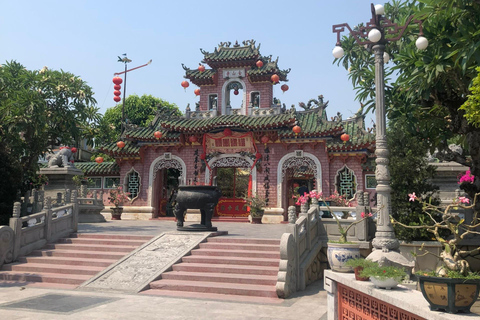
[332,46,344,59]
[368,29,382,43]
[383,52,390,63]
[416,36,428,50]
[374,4,385,15]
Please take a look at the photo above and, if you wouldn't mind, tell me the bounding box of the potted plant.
[295,190,373,272]
[360,262,407,289]
[392,191,480,313]
[244,193,266,224]
[345,258,376,281]
[108,185,130,220]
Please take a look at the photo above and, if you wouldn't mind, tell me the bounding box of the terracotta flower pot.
[110,207,123,220]
[354,266,369,281]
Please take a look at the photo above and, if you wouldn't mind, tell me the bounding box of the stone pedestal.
[39,166,83,199]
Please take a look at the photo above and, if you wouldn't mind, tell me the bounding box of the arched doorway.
[148,155,186,218]
[276,151,322,219]
[221,78,247,115]
[205,154,256,217]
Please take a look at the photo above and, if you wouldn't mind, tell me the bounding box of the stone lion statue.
[47,148,75,168]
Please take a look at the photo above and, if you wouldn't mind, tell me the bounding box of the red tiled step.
[172,263,279,276]
[206,237,280,245]
[182,255,279,267]
[56,237,148,246]
[160,270,277,286]
[0,271,91,285]
[2,262,104,276]
[70,233,153,241]
[149,279,277,298]
[191,248,280,259]
[29,249,127,260]
[199,242,280,251]
[17,256,114,268]
[44,243,138,252]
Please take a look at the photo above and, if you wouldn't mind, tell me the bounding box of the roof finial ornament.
[233,40,240,47]
[218,41,231,48]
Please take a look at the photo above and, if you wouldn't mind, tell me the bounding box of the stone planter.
[327,242,360,273]
[418,275,480,313]
[250,216,263,224]
[370,277,399,290]
[110,207,123,220]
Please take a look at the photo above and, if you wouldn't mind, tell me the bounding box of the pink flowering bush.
[325,191,350,207]
[108,186,131,208]
[458,170,475,184]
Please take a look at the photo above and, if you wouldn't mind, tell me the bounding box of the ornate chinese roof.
[182,40,290,86]
[75,162,120,175]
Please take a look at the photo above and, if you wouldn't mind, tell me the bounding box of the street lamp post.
[332,4,428,266]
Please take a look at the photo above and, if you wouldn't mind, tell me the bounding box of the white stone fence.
[276,192,375,298]
[0,190,79,269]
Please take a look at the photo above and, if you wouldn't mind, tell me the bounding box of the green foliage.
[0,145,22,225]
[0,61,99,221]
[388,120,441,241]
[335,0,480,197]
[345,258,377,269]
[96,94,180,145]
[360,263,407,282]
[243,193,266,218]
[417,270,480,280]
[460,66,480,127]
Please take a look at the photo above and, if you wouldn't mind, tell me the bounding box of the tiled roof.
[247,57,290,82]
[277,111,344,139]
[201,41,260,68]
[100,141,141,157]
[183,66,216,86]
[75,162,120,175]
[326,118,375,152]
[161,114,296,133]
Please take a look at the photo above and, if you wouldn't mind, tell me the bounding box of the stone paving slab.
[80,232,211,293]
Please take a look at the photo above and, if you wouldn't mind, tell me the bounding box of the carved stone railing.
[185,108,218,119]
[1,190,79,266]
[248,105,283,116]
[276,193,375,298]
[78,189,105,223]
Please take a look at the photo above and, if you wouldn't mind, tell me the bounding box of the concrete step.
[30,249,127,260]
[149,279,277,298]
[3,262,104,276]
[70,233,153,241]
[45,243,138,252]
[199,242,280,252]
[18,256,115,268]
[182,255,279,267]
[191,248,280,259]
[207,237,280,245]
[0,271,91,285]
[160,270,277,286]
[172,263,279,276]
[56,237,148,246]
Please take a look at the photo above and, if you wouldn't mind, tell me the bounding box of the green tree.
[335,0,480,200]
[0,61,99,223]
[96,94,180,145]
[460,66,480,128]
[388,120,440,241]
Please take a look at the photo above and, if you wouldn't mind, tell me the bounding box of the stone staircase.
[0,233,153,289]
[144,237,281,301]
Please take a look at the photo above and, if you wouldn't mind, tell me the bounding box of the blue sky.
[1,0,381,127]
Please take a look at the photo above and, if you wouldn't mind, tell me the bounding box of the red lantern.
[114,96,121,102]
[293,125,302,135]
[189,135,198,143]
[261,135,269,145]
[113,76,123,85]
[281,84,289,93]
[95,157,104,164]
[234,90,239,95]
[271,74,280,84]
[116,141,125,149]
[223,128,232,137]
[200,153,206,160]
[256,60,264,68]
[70,147,77,153]
[255,153,262,160]
[113,90,121,96]
[341,133,350,143]
[194,88,200,96]
[154,131,162,139]
[114,84,121,90]
[181,80,189,90]
[198,64,205,73]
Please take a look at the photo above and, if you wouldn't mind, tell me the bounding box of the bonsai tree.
[243,193,266,218]
[108,186,130,208]
[392,191,480,278]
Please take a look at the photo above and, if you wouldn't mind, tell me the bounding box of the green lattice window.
[335,166,357,199]
[126,169,141,200]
